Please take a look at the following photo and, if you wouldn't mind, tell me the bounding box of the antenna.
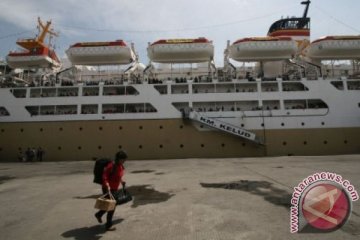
[301,0,311,18]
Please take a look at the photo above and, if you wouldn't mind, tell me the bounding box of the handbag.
[114,186,133,205]
[94,192,116,211]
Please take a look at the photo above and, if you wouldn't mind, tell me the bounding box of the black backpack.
[93,158,112,184]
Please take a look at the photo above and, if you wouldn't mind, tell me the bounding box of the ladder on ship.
[183,109,263,145]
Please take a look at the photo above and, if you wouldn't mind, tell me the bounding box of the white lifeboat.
[229,37,297,61]
[66,40,135,65]
[308,36,360,60]
[147,38,214,63]
[7,47,60,69]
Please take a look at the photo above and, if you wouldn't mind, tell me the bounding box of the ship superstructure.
[0,1,359,161]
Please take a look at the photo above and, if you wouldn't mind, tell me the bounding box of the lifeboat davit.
[229,37,297,61]
[147,38,214,63]
[66,40,135,65]
[6,17,61,69]
[308,36,360,60]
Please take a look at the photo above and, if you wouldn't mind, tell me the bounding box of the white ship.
[0,0,359,161]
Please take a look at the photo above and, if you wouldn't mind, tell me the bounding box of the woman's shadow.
[61,219,123,240]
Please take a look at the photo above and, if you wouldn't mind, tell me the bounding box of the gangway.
[184,109,263,145]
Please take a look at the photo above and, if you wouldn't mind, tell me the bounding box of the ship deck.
[0,155,359,239]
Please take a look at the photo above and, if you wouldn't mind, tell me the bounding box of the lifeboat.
[229,37,297,61]
[66,40,135,65]
[308,36,360,60]
[6,17,60,69]
[147,38,214,63]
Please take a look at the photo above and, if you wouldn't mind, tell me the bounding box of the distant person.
[25,148,32,162]
[37,147,44,161]
[18,149,25,162]
[95,151,127,231]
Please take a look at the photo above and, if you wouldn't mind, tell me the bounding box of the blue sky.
[0,0,359,65]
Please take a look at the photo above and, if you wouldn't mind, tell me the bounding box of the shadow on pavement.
[74,185,175,208]
[201,180,292,208]
[61,219,123,240]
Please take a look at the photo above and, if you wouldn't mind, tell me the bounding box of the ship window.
[330,81,344,90]
[171,84,188,94]
[242,143,246,147]
[324,141,328,145]
[119,126,123,130]
[78,146,82,150]
[55,105,77,115]
[139,145,143,149]
[263,100,280,111]
[30,88,41,98]
[103,86,138,96]
[261,83,278,92]
[172,102,190,113]
[102,104,125,114]
[12,89,26,98]
[0,107,10,116]
[122,103,157,113]
[83,87,99,96]
[348,81,360,90]
[221,143,225,147]
[139,126,143,130]
[81,104,98,114]
[283,142,287,146]
[282,82,308,92]
[159,145,163,148]
[344,140,348,144]
[284,99,328,110]
[57,87,78,97]
[20,128,24,132]
[41,88,56,97]
[58,146,62,150]
[201,144,205,148]
[118,145,122,149]
[154,85,167,95]
[304,141,307,145]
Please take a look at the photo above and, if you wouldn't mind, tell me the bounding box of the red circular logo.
[301,183,351,231]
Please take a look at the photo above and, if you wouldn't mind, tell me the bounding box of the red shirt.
[102,162,124,190]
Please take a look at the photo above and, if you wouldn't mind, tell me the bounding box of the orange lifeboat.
[229,37,297,61]
[147,38,214,63]
[66,40,135,65]
[6,17,60,69]
[308,36,360,60]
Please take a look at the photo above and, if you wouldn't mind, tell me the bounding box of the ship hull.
[0,119,359,161]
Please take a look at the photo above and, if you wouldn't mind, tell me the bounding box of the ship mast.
[301,0,311,18]
[17,17,58,50]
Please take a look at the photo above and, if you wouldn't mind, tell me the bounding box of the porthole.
[119,126,123,130]
[0,148,2,151]
[79,127,83,131]
[59,127,63,131]
[78,146,82,150]
[179,125,184,129]
[159,126,163,129]
[301,122,305,126]
[118,145,122,149]
[261,123,265,127]
[1,129,4,133]
[344,140,348,144]
[241,124,245,128]
[58,146,62,150]
[281,123,284,127]
[40,128,43,132]
[283,141,287,146]
[159,144,163,148]
[98,146,102,150]
[221,143,225,147]
[180,144,184,148]
[139,145,143,149]
[200,125,204,128]
[201,144,205,148]
[99,127,103,131]
[321,122,325,126]
[324,141,328,144]
[20,128,24,132]
[303,141,307,145]
[139,126,143,130]
[242,143,246,147]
